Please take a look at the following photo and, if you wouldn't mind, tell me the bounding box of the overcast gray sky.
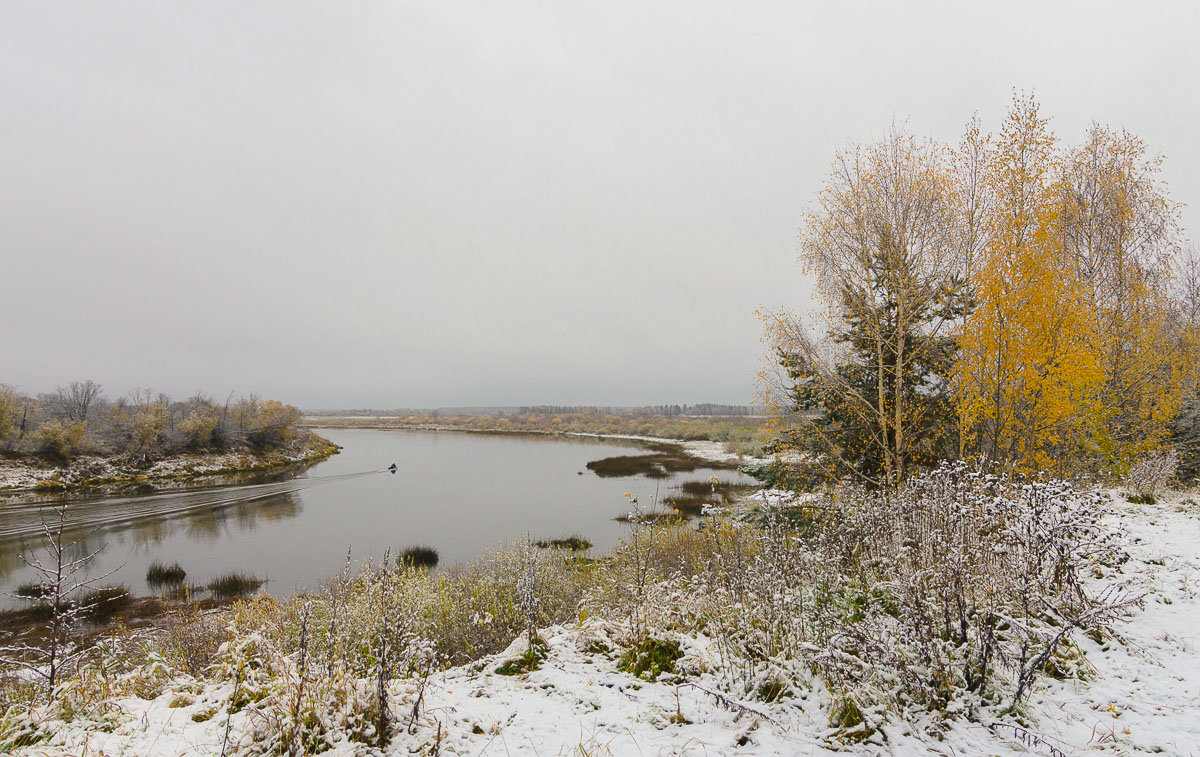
[2,1,1198,409]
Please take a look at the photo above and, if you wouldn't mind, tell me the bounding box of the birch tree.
[767,128,967,487]
[1059,125,1189,463]
[954,94,1104,474]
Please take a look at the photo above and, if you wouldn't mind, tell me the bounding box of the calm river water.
[0,429,753,602]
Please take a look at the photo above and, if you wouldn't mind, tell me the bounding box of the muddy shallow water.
[0,429,754,604]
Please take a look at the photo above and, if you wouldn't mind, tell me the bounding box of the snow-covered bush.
[587,464,1139,736]
[1124,448,1179,501]
[516,536,542,649]
[156,602,231,677]
[825,465,1137,708]
[123,540,595,751]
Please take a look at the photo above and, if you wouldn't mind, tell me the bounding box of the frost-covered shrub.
[515,536,541,649]
[1124,448,1179,501]
[830,466,1136,707]
[219,630,380,754]
[136,540,594,750]
[156,604,231,677]
[590,464,1139,732]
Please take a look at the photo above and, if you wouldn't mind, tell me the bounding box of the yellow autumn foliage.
[33,419,88,459]
[777,93,1195,481]
[0,384,20,447]
[955,94,1192,474]
[1060,125,1190,465]
[955,95,1104,473]
[179,406,220,447]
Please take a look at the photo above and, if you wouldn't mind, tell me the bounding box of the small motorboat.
[387,463,397,473]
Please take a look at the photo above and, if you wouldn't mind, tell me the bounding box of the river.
[0,429,754,603]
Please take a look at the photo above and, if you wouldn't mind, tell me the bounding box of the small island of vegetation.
[0,382,337,492]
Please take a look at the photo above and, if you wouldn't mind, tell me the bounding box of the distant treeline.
[305,404,764,418]
[302,409,771,455]
[0,380,306,461]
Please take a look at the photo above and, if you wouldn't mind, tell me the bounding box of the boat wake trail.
[0,469,384,542]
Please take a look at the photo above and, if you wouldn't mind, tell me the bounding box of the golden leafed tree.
[954,94,1104,474]
[1059,124,1190,463]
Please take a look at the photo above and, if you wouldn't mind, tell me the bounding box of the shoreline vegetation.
[0,382,340,493]
[0,431,338,494]
[299,406,773,458]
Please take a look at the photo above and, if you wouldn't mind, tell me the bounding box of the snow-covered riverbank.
[0,436,337,493]
[10,494,1200,756]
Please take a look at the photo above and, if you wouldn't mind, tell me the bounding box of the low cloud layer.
[3,1,1197,408]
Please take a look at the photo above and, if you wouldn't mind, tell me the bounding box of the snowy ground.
[13,496,1200,756]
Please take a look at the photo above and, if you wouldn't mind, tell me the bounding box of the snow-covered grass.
[5,483,1200,755]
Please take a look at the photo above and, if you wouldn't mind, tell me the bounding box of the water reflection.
[0,430,757,605]
[182,492,301,542]
[0,484,308,587]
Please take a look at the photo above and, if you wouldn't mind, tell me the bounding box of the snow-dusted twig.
[675,682,775,723]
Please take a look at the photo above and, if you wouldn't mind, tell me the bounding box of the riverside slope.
[12,494,1200,756]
